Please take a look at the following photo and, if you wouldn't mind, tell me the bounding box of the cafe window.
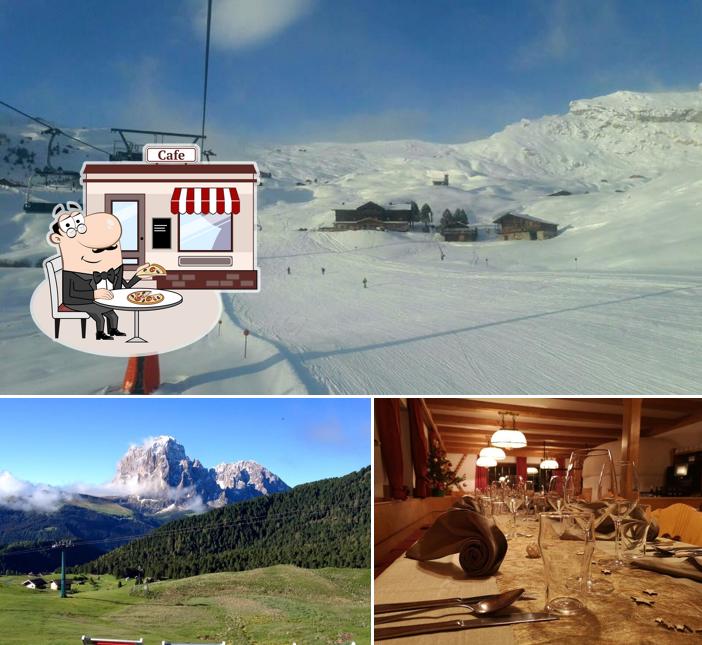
[179,213,232,251]
[171,187,238,252]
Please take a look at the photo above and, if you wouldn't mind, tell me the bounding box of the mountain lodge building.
[494,212,558,240]
[331,201,412,231]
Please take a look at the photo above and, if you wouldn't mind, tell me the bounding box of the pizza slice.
[136,262,167,277]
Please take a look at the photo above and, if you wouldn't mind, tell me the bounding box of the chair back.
[651,503,702,546]
[44,255,62,315]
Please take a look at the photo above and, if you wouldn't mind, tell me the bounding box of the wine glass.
[564,448,615,594]
[601,460,640,569]
[547,475,564,512]
[523,481,535,521]
[505,485,524,538]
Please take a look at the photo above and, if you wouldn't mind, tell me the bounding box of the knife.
[374,612,558,640]
[374,591,535,615]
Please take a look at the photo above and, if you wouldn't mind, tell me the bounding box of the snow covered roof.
[386,202,413,211]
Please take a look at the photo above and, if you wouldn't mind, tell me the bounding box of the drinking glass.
[620,517,650,562]
[564,448,615,594]
[539,510,594,616]
[601,461,640,569]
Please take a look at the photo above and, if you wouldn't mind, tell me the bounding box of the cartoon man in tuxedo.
[48,202,147,340]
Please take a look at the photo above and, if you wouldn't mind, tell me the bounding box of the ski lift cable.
[0,99,110,156]
[200,0,213,143]
[0,502,363,558]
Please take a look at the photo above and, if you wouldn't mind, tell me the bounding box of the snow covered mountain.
[111,436,290,512]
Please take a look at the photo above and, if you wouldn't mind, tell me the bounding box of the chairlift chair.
[24,169,81,213]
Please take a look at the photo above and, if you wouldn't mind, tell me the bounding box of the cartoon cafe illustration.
[31,144,258,354]
[82,145,260,291]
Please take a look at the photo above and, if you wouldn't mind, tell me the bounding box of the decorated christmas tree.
[427,437,464,495]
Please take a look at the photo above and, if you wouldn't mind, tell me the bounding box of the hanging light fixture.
[526,466,539,475]
[539,440,559,470]
[491,412,527,449]
[479,432,506,461]
[476,454,497,468]
[480,445,506,460]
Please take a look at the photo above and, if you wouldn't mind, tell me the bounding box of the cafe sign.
[143,144,200,163]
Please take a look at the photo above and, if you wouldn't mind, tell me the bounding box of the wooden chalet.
[22,577,47,590]
[332,201,412,232]
[494,212,558,240]
[442,223,477,242]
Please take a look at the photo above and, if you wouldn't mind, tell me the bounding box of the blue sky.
[0,397,370,487]
[2,1,702,144]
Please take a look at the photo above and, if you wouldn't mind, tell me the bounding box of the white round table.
[95,288,183,343]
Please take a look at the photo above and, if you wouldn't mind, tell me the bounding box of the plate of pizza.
[126,290,165,306]
[136,262,167,277]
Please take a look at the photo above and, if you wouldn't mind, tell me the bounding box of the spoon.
[375,588,525,625]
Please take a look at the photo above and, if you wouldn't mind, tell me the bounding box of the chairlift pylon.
[109,128,212,161]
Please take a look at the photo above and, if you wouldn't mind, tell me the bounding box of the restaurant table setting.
[375,458,702,644]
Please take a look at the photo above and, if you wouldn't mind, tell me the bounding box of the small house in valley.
[442,223,477,242]
[50,579,72,591]
[494,212,558,240]
[22,577,47,590]
[331,201,412,231]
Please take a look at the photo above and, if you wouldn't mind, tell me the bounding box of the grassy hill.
[82,467,370,580]
[0,565,370,644]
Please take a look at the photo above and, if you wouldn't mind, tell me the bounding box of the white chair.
[44,255,88,339]
[162,642,225,645]
[82,638,143,645]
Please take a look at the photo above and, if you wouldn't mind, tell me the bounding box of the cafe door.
[105,194,146,266]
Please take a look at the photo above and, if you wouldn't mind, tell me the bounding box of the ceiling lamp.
[540,440,559,470]
[490,412,527,449]
[526,466,539,475]
[476,455,497,468]
[479,446,506,461]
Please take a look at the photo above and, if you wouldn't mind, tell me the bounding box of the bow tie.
[93,268,118,284]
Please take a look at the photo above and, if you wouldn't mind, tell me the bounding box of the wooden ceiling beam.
[443,440,601,452]
[439,433,618,448]
[436,425,621,440]
[425,399,624,425]
[643,411,702,437]
[431,414,622,433]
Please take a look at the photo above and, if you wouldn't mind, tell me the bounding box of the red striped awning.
[170,187,240,215]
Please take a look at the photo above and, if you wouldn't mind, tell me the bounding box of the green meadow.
[0,566,370,645]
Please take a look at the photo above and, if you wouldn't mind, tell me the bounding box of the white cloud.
[0,471,67,512]
[193,0,315,50]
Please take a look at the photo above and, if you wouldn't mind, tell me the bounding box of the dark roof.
[23,577,47,585]
[83,163,257,175]
[493,212,557,226]
[357,201,384,210]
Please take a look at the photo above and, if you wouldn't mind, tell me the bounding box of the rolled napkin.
[406,507,507,577]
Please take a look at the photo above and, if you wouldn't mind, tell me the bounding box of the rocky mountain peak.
[111,438,289,510]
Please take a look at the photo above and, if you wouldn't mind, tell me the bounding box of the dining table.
[374,514,702,644]
[94,287,183,343]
